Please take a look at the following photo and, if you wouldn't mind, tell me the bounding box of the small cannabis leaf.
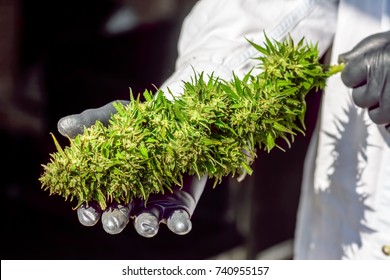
[39,35,343,210]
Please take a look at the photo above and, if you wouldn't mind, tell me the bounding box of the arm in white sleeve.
[160,0,339,98]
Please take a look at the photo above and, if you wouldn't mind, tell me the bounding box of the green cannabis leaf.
[39,35,344,210]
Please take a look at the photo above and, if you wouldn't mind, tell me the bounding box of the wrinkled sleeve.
[160,0,339,98]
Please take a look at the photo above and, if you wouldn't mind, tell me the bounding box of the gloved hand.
[57,101,206,237]
[339,31,390,133]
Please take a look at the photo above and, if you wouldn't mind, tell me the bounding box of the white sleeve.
[160,0,339,98]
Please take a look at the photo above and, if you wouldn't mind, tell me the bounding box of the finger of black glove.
[351,66,390,123]
[338,31,390,63]
[341,55,369,89]
[57,100,129,138]
[77,202,102,226]
[351,86,371,108]
[343,45,390,108]
[342,44,390,89]
[177,174,207,216]
[367,101,390,125]
[131,174,207,220]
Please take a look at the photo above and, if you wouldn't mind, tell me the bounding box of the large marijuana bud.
[40,35,343,210]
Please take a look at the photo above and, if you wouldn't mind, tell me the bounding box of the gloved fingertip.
[337,54,347,64]
[101,205,131,235]
[134,212,159,238]
[77,203,102,227]
[338,52,351,64]
[167,210,192,235]
[57,115,84,138]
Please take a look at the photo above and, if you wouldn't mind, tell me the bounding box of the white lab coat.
[295,0,390,259]
[161,0,390,259]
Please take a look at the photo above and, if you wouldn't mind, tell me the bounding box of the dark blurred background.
[1,0,322,260]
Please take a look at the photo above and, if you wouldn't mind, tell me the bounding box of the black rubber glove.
[339,31,390,133]
[57,101,206,237]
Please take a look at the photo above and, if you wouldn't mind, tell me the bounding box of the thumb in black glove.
[57,100,207,237]
[339,31,390,133]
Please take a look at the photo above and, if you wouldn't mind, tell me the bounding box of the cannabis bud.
[39,35,343,210]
